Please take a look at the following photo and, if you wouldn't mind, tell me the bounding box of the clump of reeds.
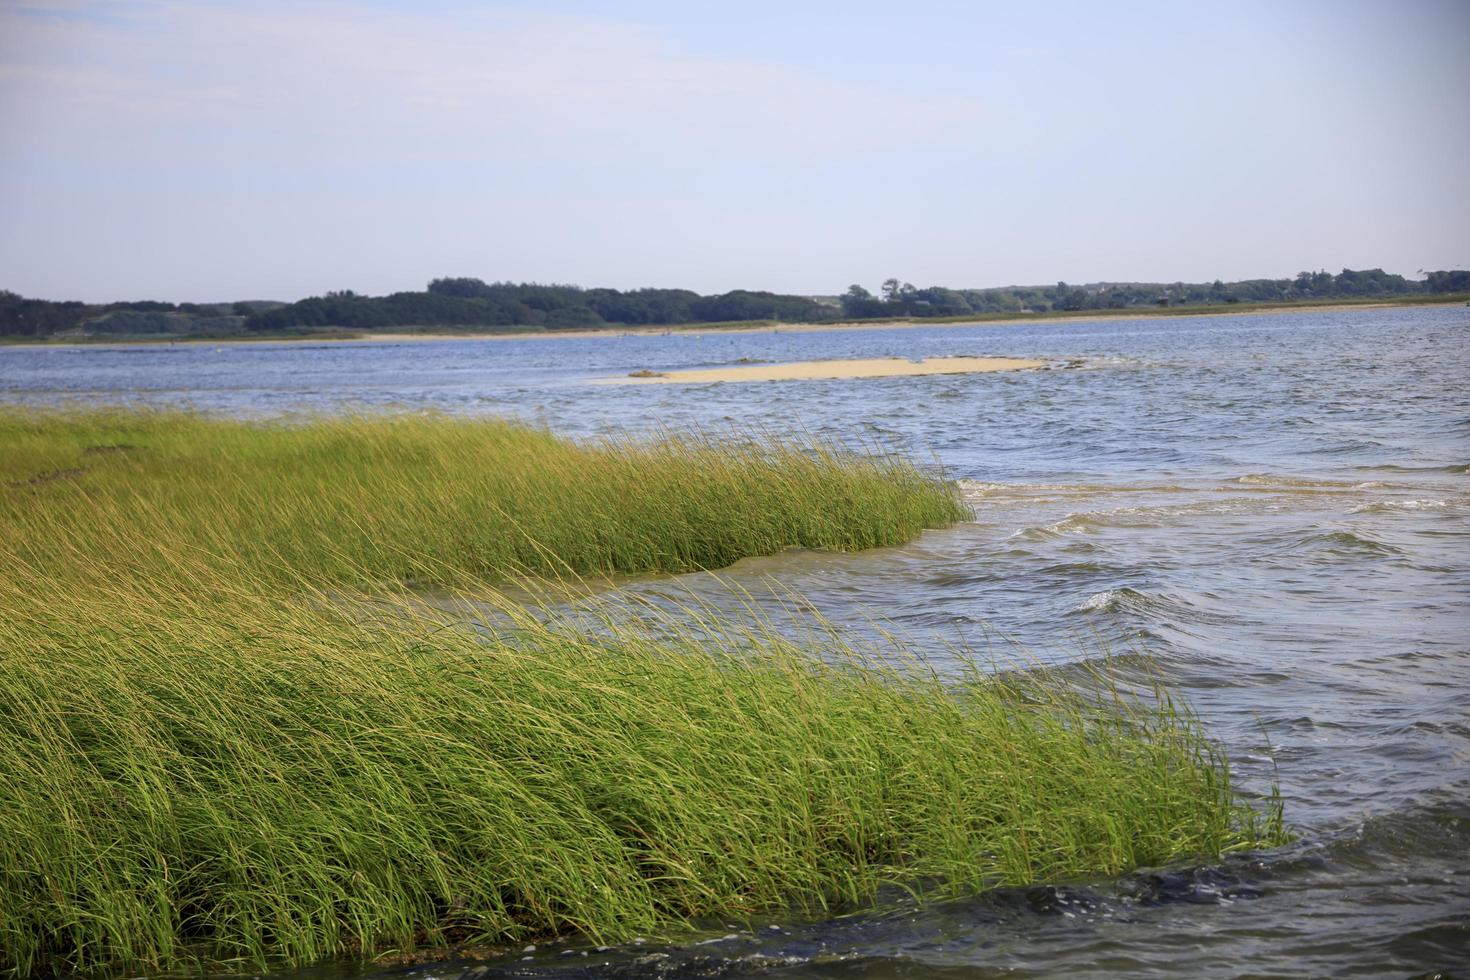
[0,408,969,590]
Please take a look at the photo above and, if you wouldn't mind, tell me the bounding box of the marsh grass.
[0,409,1288,978]
[0,408,967,591]
[0,579,1285,979]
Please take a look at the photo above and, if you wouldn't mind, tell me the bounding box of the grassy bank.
[0,579,1285,978]
[0,409,968,590]
[0,409,1288,978]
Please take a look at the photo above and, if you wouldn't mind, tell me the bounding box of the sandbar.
[594,355,1046,385]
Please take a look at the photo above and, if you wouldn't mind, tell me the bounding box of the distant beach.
[592,355,1047,384]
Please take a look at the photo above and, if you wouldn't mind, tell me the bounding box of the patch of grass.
[0,408,1288,978]
[0,408,969,591]
[0,577,1286,979]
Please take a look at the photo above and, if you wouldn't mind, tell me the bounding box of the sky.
[1,0,1467,302]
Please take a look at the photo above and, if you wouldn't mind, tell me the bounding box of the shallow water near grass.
[4,307,1468,977]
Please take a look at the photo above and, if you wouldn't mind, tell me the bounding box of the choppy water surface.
[4,307,1468,977]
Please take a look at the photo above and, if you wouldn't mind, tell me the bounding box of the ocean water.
[3,306,1468,977]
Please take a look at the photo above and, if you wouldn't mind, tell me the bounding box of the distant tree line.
[239,280,836,333]
[2,268,1467,338]
[839,268,1465,318]
[0,295,278,338]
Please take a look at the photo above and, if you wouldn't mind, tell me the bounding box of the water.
[4,307,1468,977]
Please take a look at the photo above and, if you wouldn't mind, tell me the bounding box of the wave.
[1009,514,1099,539]
[958,479,1197,496]
[1275,797,1470,871]
[962,478,1456,534]
[1235,473,1365,489]
[1347,498,1455,514]
[1359,461,1470,475]
[960,480,1114,499]
[1074,587,1139,613]
[1006,498,1293,540]
[1298,529,1404,557]
[1068,587,1241,629]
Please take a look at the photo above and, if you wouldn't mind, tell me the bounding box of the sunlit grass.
[0,579,1286,978]
[0,408,1287,979]
[0,408,969,590]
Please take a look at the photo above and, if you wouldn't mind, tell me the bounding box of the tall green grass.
[0,408,967,591]
[0,579,1284,979]
[0,408,1287,978]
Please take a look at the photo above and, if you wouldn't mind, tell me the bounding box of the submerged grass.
[0,408,1288,978]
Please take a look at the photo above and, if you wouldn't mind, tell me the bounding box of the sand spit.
[594,355,1046,385]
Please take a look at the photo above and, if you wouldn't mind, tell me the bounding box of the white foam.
[1348,498,1452,514]
[1075,589,1123,612]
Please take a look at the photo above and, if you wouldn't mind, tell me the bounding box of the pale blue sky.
[2,0,1466,301]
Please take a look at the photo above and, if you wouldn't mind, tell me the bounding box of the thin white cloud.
[1,1,988,166]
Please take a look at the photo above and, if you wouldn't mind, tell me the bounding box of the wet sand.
[593,355,1046,385]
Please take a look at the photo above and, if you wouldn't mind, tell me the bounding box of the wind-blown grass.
[0,408,1288,978]
[0,408,967,590]
[0,578,1284,979]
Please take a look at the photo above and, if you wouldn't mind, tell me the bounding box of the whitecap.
[1075,589,1125,613]
[1347,498,1453,514]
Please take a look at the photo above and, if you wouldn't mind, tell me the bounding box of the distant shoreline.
[6,295,1465,348]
